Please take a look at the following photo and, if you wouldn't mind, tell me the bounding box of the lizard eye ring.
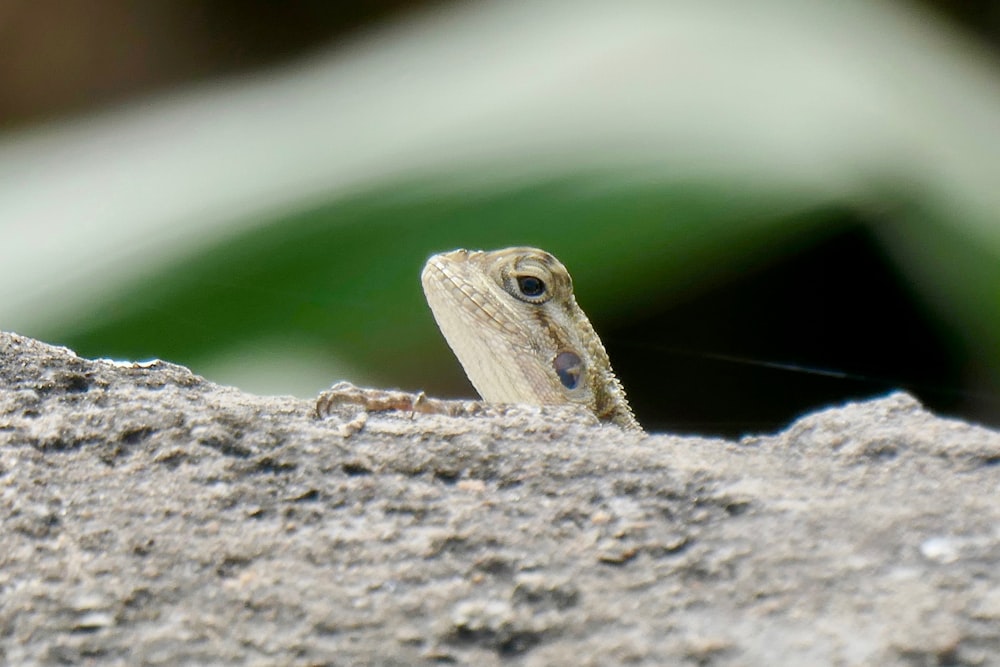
[505,272,551,304]
[516,275,545,298]
[502,264,553,304]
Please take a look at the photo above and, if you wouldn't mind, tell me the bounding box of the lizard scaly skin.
[421,247,641,432]
[316,247,641,433]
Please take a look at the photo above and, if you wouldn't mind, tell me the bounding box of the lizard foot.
[315,382,602,437]
[315,381,484,421]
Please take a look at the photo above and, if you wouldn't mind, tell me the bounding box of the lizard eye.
[501,260,554,304]
[516,275,546,298]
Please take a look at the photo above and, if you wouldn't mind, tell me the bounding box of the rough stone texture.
[1,330,999,666]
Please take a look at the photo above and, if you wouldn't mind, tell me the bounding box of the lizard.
[316,247,642,432]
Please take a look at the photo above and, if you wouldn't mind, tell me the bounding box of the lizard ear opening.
[553,351,583,390]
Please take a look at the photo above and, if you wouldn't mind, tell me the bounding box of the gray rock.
[1,330,998,666]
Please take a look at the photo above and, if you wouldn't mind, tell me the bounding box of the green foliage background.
[50,178,836,391]
[1,1,998,421]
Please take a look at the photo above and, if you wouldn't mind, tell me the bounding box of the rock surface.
[1,330,999,666]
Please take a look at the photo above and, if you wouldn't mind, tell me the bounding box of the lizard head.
[421,247,640,431]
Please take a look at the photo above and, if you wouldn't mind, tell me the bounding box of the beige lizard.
[316,247,641,432]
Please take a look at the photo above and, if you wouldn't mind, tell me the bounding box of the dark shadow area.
[606,220,991,437]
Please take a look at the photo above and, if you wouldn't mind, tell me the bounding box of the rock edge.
[1,331,999,666]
